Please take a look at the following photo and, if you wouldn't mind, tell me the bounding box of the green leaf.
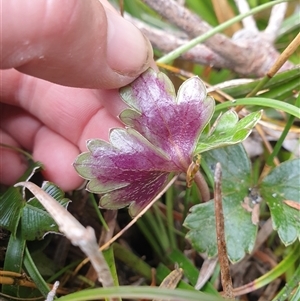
[2,228,26,297]
[23,247,50,298]
[215,98,299,118]
[103,247,120,289]
[21,182,70,240]
[220,67,300,99]
[260,159,300,245]
[195,111,262,154]
[0,179,69,240]
[0,187,25,236]
[57,286,226,301]
[0,162,43,237]
[184,144,257,262]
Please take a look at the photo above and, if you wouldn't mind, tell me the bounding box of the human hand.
[0,0,154,190]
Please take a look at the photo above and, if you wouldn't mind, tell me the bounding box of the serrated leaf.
[0,168,70,240]
[19,161,44,182]
[184,144,257,262]
[74,68,215,216]
[0,187,25,236]
[0,161,43,236]
[260,159,300,245]
[195,110,262,154]
[21,182,70,240]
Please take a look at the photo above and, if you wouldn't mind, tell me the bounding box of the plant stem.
[233,244,299,296]
[272,262,300,301]
[89,193,109,231]
[194,172,210,202]
[245,32,300,98]
[156,0,291,65]
[166,187,177,250]
[213,163,234,299]
[267,95,299,166]
[0,143,34,161]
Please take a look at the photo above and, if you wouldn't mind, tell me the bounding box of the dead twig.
[84,210,118,283]
[234,0,258,31]
[139,0,293,76]
[45,281,59,301]
[195,257,218,290]
[267,32,300,78]
[214,163,234,299]
[126,14,231,69]
[265,3,288,43]
[142,0,246,66]
[14,181,115,289]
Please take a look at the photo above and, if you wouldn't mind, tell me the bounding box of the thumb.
[1,0,153,89]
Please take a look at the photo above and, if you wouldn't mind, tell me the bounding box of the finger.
[0,130,28,185]
[33,126,83,191]
[1,71,125,189]
[1,69,124,151]
[2,0,153,89]
[0,104,42,151]
[0,104,84,190]
[1,104,122,190]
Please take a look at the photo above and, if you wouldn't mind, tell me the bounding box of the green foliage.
[1,0,298,299]
[0,180,70,240]
[185,0,218,26]
[195,110,262,154]
[220,67,300,99]
[1,164,70,298]
[184,146,300,262]
[260,159,300,244]
[185,144,257,262]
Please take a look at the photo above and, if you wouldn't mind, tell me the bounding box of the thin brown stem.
[214,163,234,299]
[267,32,300,78]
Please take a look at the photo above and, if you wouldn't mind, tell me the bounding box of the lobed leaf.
[195,110,262,154]
[260,159,300,245]
[74,68,215,216]
[184,144,257,262]
[120,68,215,169]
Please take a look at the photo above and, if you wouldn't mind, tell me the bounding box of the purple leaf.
[74,68,215,216]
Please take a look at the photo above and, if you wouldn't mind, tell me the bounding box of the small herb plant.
[74,68,260,216]
[1,68,299,300]
[74,67,299,263]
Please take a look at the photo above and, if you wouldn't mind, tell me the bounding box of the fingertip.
[0,131,28,185]
[105,8,154,82]
[33,127,84,191]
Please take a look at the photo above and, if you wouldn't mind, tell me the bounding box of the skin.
[0,0,155,191]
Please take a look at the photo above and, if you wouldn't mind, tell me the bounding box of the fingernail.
[106,10,153,77]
